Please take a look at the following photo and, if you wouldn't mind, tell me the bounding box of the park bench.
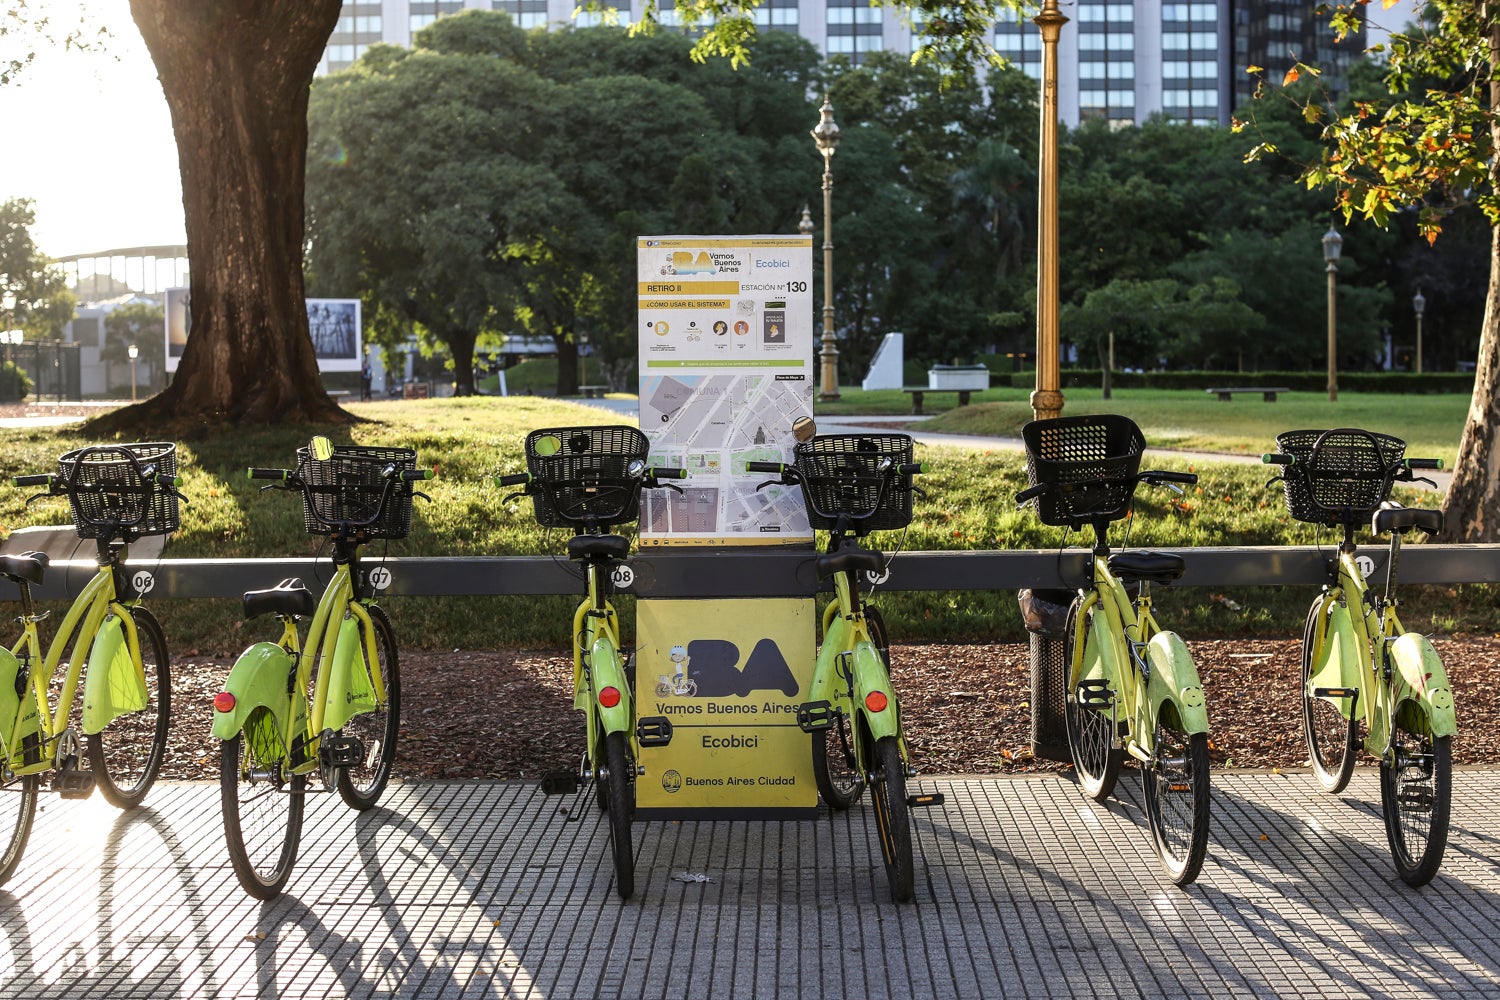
[580,384,609,399]
[901,387,973,415]
[1205,386,1290,402]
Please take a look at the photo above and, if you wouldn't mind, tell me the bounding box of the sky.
[0,1,184,260]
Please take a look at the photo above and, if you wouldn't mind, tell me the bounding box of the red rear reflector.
[865,691,888,713]
[599,686,622,709]
[214,691,236,713]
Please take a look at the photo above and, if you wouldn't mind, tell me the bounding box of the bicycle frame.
[2,560,146,775]
[212,561,388,772]
[1304,547,1455,762]
[574,561,633,761]
[808,570,903,757]
[1069,556,1208,762]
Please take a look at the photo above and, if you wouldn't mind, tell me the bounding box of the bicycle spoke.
[1381,729,1450,887]
[1143,726,1209,886]
[221,719,305,900]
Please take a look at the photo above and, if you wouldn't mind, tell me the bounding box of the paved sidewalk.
[2,769,1498,998]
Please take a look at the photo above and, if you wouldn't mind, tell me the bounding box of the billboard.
[164,289,363,373]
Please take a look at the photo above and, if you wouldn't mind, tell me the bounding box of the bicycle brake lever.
[755,478,781,491]
[413,490,432,503]
[1264,475,1284,489]
[911,485,929,501]
[1410,476,1436,490]
[659,482,685,495]
[502,490,527,504]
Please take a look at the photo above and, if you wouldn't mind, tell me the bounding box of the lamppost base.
[817,392,842,403]
[1030,388,1065,421]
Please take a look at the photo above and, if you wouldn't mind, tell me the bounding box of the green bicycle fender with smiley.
[81,610,147,735]
[588,633,632,735]
[0,647,41,766]
[212,641,295,740]
[850,639,901,743]
[806,613,854,712]
[1307,601,1364,723]
[323,614,376,734]
[1143,631,1208,737]
[1388,632,1457,739]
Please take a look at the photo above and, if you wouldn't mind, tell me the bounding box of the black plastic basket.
[296,444,417,538]
[523,425,649,529]
[1273,428,1406,526]
[57,442,180,539]
[1021,415,1146,528]
[792,434,915,532]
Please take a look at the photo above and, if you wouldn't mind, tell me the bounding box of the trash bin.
[1018,588,1074,762]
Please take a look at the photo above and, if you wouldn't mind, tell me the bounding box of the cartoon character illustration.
[656,644,698,696]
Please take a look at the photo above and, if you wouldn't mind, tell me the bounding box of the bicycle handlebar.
[1141,470,1197,486]
[745,461,783,474]
[248,468,291,482]
[1405,458,1444,471]
[648,467,687,481]
[1261,453,1294,466]
[1015,483,1048,505]
[12,473,52,488]
[495,471,531,488]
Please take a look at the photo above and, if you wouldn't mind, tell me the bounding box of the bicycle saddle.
[1372,505,1444,537]
[568,534,630,563]
[815,545,885,580]
[1107,550,1185,584]
[0,551,48,585]
[242,578,316,619]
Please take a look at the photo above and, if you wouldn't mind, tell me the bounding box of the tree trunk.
[449,329,478,396]
[553,332,579,396]
[89,1,349,435]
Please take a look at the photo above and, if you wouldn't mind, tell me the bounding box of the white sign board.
[164,289,363,373]
[637,236,814,546]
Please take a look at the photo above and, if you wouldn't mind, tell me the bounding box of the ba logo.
[662,769,682,794]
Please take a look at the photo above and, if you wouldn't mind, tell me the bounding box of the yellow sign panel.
[637,281,742,295]
[635,597,817,816]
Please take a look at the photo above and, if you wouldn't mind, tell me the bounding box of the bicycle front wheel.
[869,735,914,903]
[812,711,862,810]
[221,718,305,900]
[0,736,40,887]
[87,606,171,809]
[1063,598,1121,802]
[602,730,636,899]
[1301,599,1357,794]
[1380,728,1451,887]
[336,604,400,811]
[1143,724,1210,886]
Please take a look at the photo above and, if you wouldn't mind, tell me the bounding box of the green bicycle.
[1016,414,1211,886]
[214,437,430,899]
[497,425,682,900]
[748,431,934,903]
[0,443,181,887]
[1264,427,1452,886]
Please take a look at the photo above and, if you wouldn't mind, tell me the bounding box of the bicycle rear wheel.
[1301,599,1357,794]
[813,711,862,809]
[868,735,914,903]
[0,736,40,887]
[221,714,305,900]
[336,605,400,811]
[1063,598,1122,802]
[87,606,171,809]
[602,730,636,899]
[1142,723,1210,886]
[1380,728,1451,887]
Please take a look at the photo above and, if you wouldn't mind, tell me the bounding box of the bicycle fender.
[851,641,900,743]
[589,636,632,735]
[324,615,376,733]
[1388,632,1457,739]
[808,615,853,709]
[1081,608,1121,686]
[81,613,147,735]
[1309,603,1362,722]
[1144,632,1208,735]
[211,642,295,740]
[0,647,40,763]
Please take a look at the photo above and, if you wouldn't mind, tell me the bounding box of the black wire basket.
[296,444,417,538]
[792,434,915,532]
[1021,415,1146,528]
[1273,428,1407,526]
[523,425,650,529]
[57,442,180,539]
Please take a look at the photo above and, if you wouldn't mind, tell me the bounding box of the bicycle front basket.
[57,441,180,539]
[523,425,650,528]
[1021,415,1145,528]
[296,444,417,538]
[1273,428,1406,526]
[792,433,915,532]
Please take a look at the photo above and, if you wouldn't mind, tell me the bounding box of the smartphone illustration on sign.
[763,302,786,345]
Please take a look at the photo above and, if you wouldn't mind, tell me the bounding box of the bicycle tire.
[602,729,635,899]
[812,711,862,810]
[221,717,305,900]
[869,735,914,903]
[87,605,170,809]
[336,604,400,811]
[1301,598,1357,794]
[1142,725,1210,886]
[1380,729,1451,887]
[0,735,40,888]
[1063,597,1122,802]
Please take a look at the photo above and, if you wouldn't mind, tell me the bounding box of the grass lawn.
[0,394,1486,653]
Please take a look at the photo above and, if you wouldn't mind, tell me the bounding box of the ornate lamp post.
[811,96,841,401]
[1412,288,1426,374]
[127,343,139,402]
[798,203,813,237]
[1031,0,1069,420]
[579,331,589,390]
[1322,226,1342,402]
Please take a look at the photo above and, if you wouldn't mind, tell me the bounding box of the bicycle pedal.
[797,701,833,732]
[53,765,94,799]
[540,771,581,795]
[1076,678,1114,708]
[906,792,945,808]
[1314,687,1359,711]
[318,734,365,769]
[636,716,673,748]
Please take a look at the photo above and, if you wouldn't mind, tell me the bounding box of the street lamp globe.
[798,204,813,236]
[1322,227,1343,265]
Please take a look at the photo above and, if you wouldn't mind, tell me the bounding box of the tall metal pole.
[1322,227,1341,402]
[812,96,841,402]
[1032,0,1068,420]
[1413,288,1426,374]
